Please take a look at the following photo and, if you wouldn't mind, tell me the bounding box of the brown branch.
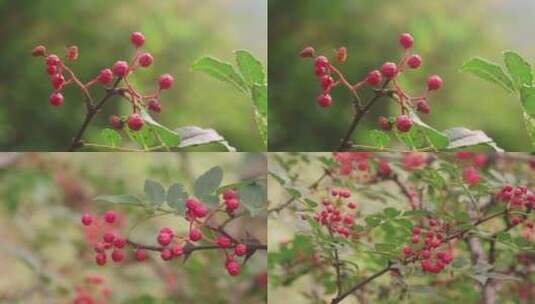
[330,262,392,304]
[336,80,391,151]
[126,239,267,253]
[67,78,123,151]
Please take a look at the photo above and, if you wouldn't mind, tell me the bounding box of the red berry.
[320,75,334,91]
[103,210,117,224]
[335,47,347,63]
[416,99,430,114]
[380,62,398,79]
[135,249,147,262]
[395,115,413,133]
[111,249,124,263]
[103,232,115,243]
[189,229,202,242]
[223,189,237,200]
[138,53,153,68]
[347,202,357,209]
[127,113,144,131]
[130,32,145,48]
[95,253,107,266]
[160,248,174,261]
[378,160,391,177]
[412,227,421,234]
[113,238,126,249]
[148,99,161,112]
[411,235,420,244]
[463,166,481,185]
[66,46,78,61]
[81,213,93,226]
[217,236,232,249]
[402,245,412,256]
[407,54,422,69]
[314,56,329,68]
[193,205,208,218]
[226,260,240,276]
[51,74,65,90]
[112,61,129,78]
[378,116,392,131]
[157,232,173,246]
[158,74,174,90]
[46,54,61,66]
[186,199,200,210]
[235,244,247,256]
[317,94,333,108]
[225,198,240,210]
[49,92,64,107]
[366,70,382,86]
[172,245,183,257]
[399,33,414,49]
[97,68,113,85]
[299,46,315,58]
[315,65,328,77]
[427,75,443,91]
[46,65,57,75]
[108,115,124,130]
[32,45,46,57]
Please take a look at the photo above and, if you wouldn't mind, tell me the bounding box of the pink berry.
[51,73,65,90]
[46,65,57,76]
[412,227,421,234]
[112,61,129,78]
[157,232,173,246]
[158,74,174,90]
[66,46,78,61]
[135,249,147,262]
[399,33,414,49]
[97,68,113,85]
[378,116,392,131]
[407,54,422,69]
[95,253,107,266]
[317,94,333,108]
[314,56,329,68]
[130,32,145,48]
[103,232,115,243]
[416,99,430,114]
[411,235,420,244]
[186,198,200,210]
[111,249,124,263]
[235,244,247,256]
[160,248,174,261]
[347,202,357,209]
[395,115,413,133]
[463,166,481,185]
[189,229,202,242]
[366,70,382,86]
[427,75,443,91]
[193,205,208,218]
[148,99,161,112]
[49,92,64,106]
[223,189,237,200]
[109,115,124,130]
[32,45,46,57]
[81,213,93,226]
[402,245,412,256]
[113,238,126,249]
[380,62,398,79]
[299,46,315,58]
[172,245,183,257]
[127,113,144,131]
[46,54,60,66]
[103,210,117,224]
[225,198,240,210]
[138,53,153,68]
[320,75,334,91]
[217,236,232,249]
[226,260,240,276]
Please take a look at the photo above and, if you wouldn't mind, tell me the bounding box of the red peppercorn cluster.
[313,189,357,238]
[32,32,175,132]
[300,33,443,133]
[71,274,112,304]
[401,219,453,273]
[497,185,534,226]
[333,152,391,177]
[81,189,249,277]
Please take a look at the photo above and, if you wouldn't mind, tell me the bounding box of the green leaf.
[399,111,449,150]
[523,111,535,148]
[460,57,515,93]
[504,51,532,89]
[367,130,390,148]
[365,216,382,227]
[191,56,247,93]
[252,83,268,146]
[166,183,188,214]
[140,110,181,148]
[235,50,265,86]
[144,180,166,207]
[100,128,121,147]
[383,207,400,218]
[238,181,267,216]
[176,126,236,152]
[194,167,223,205]
[94,194,144,205]
[443,127,503,152]
[521,85,535,116]
[124,123,156,149]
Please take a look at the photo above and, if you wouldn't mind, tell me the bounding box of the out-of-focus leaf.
[144,180,166,207]
[460,57,515,93]
[176,126,236,152]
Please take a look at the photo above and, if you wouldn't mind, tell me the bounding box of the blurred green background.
[268,0,535,151]
[0,152,267,303]
[0,0,266,151]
